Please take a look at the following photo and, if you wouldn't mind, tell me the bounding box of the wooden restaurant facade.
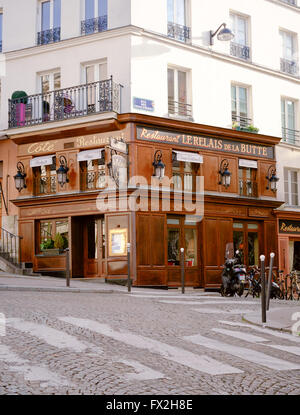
[10,113,282,289]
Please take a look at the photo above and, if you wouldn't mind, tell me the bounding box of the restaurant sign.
[279,220,300,235]
[137,127,274,159]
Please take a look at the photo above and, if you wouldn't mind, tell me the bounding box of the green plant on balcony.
[232,121,259,133]
[11,90,28,104]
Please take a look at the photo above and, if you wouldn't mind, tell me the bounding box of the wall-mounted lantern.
[266,165,279,192]
[14,161,27,192]
[153,150,165,180]
[219,159,231,188]
[210,23,234,46]
[56,155,69,188]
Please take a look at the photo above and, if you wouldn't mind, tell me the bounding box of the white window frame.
[82,60,108,84]
[81,0,107,20]
[167,0,189,26]
[38,0,61,32]
[229,12,250,47]
[231,83,252,126]
[280,29,297,61]
[38,69,61,93]
[284,168,300,206]
[168,66,192,118]
[281,97,298,135]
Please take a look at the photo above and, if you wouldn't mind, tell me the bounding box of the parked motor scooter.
[220,243,247,297]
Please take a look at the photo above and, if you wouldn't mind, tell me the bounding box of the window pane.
[167,218,180,225]
[178,71,186,104]
[176,0,186,26]
[168,228,180,265]
[233,231,244,264]
[55,219,69,248]
[53,0,61,28]
[167,0,174,22]
[233,222,243,229]
[99,63,107,80]
[98,0,107,16]
[41,75,50,94]
[231,85,237,113]
[287,101,295,130]
[185,228,197,266]
[237,17,246,45]
[42,1,51,31]
[40,221,53,242]
[0,14,3,44]
[168,69,174,101]
[54,72,61,90]
[248,232,259,266]
[85,0,95,19]
[239,87,247,115]
[86,66,95,83]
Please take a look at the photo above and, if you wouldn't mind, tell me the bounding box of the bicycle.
[289,270,300,301]
[245,266,261,298]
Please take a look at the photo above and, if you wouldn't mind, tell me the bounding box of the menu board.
[109,228,128,256]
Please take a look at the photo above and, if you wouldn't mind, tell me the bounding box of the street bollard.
[127,243,131,293]
[65,248,70,288]
[260,254,266,323]
[180,248,185,294]
[266,252,275,311]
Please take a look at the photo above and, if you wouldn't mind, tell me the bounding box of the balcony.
[34,175,57,196]
[8,77,121,129]
[230,42,250,61]
[239,179,258,198]
[80,170,106,191]
[37,27,61,45]
[0,40,2,53]
[167,22,190,43]
[282,127,300,146]
[280,58,298,76]
[280,0,297,5]
[168,99,192,118]
[81,15,108,35]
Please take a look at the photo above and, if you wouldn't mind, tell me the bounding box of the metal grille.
[167,22,190,43]
[282,127,300,146]
[81,15,108,35]
[230,42,250,61]
[239,179,258,198]
[168,99,192,118]
[37,27,61,45]
[280,58,298,75]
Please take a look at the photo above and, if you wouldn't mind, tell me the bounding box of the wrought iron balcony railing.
[230,42,250,61]
[168,99,192,118]
[280,58,298,75]
[80,170,106,191]
[81,15,108,35]
[282,127,300,146]
[0,40,2,53]
[8,76,121,128]
[34,175,57,196]
[239,179,258,198]
[167,22,190,43]
[280,0,297,6]
[232,113,252,128]
[37,27,61,45]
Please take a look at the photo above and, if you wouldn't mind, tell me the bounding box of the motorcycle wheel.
[220,284,234,297]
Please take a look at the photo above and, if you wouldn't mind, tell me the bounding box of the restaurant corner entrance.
[72,215,105,278]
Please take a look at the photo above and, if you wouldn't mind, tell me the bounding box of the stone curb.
[242,314,293,335]
[0,285,126,294]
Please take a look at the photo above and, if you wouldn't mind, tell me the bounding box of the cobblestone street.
[0,289,299,395]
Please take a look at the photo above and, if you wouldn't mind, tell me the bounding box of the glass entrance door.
[84,216,105,278]
[233,222,259,267]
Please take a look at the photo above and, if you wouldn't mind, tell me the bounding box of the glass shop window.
[172,159,198,192]
[167,216,198,267]
[39,218,69,252]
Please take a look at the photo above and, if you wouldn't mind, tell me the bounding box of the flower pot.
[15,103,26,126]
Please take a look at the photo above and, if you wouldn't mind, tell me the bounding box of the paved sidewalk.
[244,306,300,334]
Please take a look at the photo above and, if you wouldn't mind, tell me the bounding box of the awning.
[173,150,203,164]
[77,148,105,162]
[239,159,258,169]
[30,155,55,168]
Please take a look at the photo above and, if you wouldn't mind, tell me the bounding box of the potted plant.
[11,91,28,126]
[42,100,50,121]
[40,238,60,256]
[53,232,68,253]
